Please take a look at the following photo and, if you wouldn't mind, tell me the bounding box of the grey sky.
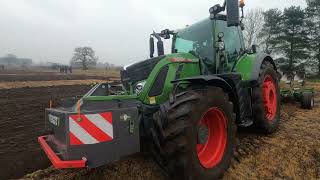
[0,0,306,66]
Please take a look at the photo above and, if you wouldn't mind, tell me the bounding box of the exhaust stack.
[226,0,240,26]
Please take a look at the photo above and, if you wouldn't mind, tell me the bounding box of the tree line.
[243,0,320,76]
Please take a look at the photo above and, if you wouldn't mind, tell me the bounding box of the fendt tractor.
[38,0,281,179]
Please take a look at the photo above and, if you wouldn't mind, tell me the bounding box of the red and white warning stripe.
[69,112,113,145]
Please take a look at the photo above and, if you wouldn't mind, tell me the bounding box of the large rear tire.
[252,61,280,134]
[151,87,236,180]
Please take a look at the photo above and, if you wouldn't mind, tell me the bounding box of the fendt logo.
[48,114,60,126]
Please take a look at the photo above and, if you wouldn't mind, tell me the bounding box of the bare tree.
[243,8,264,48]
[71,47,98,70]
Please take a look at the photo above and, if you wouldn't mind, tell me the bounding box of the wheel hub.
[262,74,277,121]
[197,108,227,169]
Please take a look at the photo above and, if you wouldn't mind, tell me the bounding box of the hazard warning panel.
[68,112,113,145]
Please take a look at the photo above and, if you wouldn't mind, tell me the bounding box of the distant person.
[64,66,68,74]
[69,66,72,73]
[0,65,4,70]
[59,66,64,73]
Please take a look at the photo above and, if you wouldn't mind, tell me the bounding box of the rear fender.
[173,75,233,93]
[172,75,235,116]
[235,53,277,81]
[251,53,277,80]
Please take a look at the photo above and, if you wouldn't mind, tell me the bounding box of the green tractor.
[38,0,280,179]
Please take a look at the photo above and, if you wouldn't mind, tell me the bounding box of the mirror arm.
[152,31,162,41]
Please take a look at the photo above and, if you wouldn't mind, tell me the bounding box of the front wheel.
[151,87,236,180]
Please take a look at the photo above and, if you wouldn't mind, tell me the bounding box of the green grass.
[307,78,320,83]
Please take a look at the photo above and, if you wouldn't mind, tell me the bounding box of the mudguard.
[173,75,235,94]
[235,53,277,81]
[250,53,277,80]
[172,74,254,126]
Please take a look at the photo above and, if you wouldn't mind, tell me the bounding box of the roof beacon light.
[240,0,245,7]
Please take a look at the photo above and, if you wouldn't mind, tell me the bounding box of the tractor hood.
[121,55,166,90]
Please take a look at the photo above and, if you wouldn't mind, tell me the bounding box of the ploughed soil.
[0,79,106,89]
[21,82,320,180]
[0,85,92,180]
[0,70,119,82]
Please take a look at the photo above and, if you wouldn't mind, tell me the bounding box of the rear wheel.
[252,61,280,134]
[301,91,314,109]
[151,87,236,180]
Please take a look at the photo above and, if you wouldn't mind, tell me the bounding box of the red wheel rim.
[197,108,227,169]
[262,74,277,121]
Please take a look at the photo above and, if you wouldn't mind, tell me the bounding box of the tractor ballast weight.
[39,0,281,179]
[39,84,141,168]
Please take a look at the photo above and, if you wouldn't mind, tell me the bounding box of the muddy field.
[21,104,320,180]
[0,70,113,180]
[0,70,319,180]
[0,79,107,89]
[0,70,119,82]
[0,85,92,180]
[20,82,320,180]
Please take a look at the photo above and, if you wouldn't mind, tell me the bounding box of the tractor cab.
[172,16,245,74]
[149,0,246,75]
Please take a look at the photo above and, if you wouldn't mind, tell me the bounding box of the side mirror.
[226,0,240,27]
[157,40,164,56]
[149,37,155,58]
[252,45,257,53]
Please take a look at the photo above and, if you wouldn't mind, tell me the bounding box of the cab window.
[216,20,244,59]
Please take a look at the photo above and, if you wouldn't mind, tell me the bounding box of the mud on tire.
[151,87,236,180]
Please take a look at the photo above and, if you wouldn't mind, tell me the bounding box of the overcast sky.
[0,0,306,66]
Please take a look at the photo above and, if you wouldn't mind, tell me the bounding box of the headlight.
[135,81,146,94]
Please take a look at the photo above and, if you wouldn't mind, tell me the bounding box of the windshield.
[173,18,244,74]
[174,19,214,62]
